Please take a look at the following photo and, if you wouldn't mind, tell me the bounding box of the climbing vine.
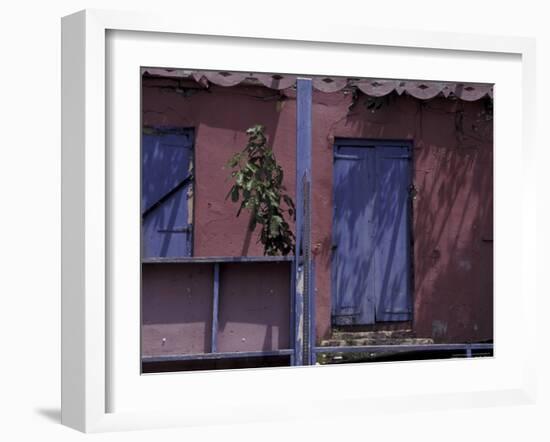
[226,125,296,256]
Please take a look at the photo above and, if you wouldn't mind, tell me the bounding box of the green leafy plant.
[226,125,296,256]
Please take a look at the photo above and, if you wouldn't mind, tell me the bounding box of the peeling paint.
[432,320,448,339]
[297,270,304,295]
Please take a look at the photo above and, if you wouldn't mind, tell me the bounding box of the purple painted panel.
[141,263,213,356]
[142,131,193,213]
[332,141,412,325]
[332,143,376,325]
[142,130,194,258]
[217,262,291,352]
[142,186,192,258]
[374,145,412,321]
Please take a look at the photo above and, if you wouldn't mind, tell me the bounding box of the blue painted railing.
[142,256,295,365]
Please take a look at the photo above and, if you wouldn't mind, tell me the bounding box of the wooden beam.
[142,256,293,264]
[309,260,316,365]
[143,349,294,363]
[294,78,313,366]
[315,343,494,354]
[211,263,220,353]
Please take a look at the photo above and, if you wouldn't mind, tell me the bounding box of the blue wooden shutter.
[332,145,376,325]
[141,128,194,258]
[332,141,412,325]
[374,145,412,321]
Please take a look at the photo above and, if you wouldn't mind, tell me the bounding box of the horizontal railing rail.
[142,349,295,363]
[142,256,294,264]
[315,343,493,355]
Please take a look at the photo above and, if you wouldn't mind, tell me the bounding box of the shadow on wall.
[312,92,419,275]
[142,82,294,257]
[412,103,493,343]
[314,94,493,342]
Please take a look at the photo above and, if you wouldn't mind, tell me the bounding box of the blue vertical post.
[211,263,220,353]
[289,257,295,351]
[294,78,312,366]
[309,260,317,365]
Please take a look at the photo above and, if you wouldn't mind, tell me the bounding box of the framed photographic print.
[61,9,537,432]
[139,67,495,375]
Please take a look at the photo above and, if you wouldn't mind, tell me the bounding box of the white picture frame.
[61,9,537,433]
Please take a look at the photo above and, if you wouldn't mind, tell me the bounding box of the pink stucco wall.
[142,76,493,344]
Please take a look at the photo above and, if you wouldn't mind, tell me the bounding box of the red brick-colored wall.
[142,77,493,344]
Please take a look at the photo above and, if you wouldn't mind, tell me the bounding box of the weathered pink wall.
[142,77,493,344]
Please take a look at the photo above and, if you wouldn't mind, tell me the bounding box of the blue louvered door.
[141,128,194,258]
[332,140,412,325]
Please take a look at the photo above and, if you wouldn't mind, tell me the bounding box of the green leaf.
[231,186,240,202]
[245,163,258,173]
[235,172,243,186]
[227,153,241,168]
